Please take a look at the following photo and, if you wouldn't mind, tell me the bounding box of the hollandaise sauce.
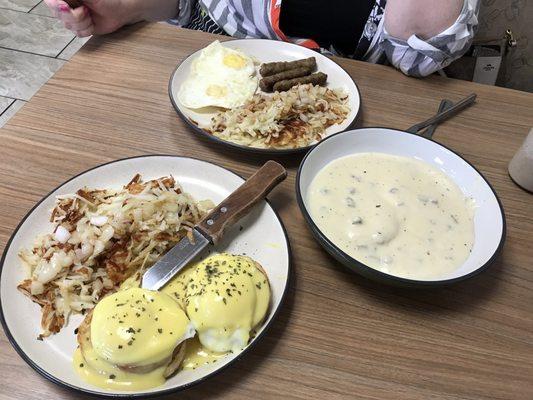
[73,254,271,390]
[308,153,475,280]
[74,288,193,391]
[162,253,270,354]
[73,346,168,391]
[181,337,228,370]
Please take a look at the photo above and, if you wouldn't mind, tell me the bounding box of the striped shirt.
[170,0,479,77]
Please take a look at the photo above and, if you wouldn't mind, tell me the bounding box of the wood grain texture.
[0,23,532,400]
[197,160,287,244]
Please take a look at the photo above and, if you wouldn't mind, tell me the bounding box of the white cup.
[509,128,533,192]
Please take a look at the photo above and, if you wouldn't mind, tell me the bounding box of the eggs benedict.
[74,288,194,390]
[163,253,270,356]
[73,253,271,389]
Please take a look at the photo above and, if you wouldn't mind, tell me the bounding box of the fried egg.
[178,41,258,109]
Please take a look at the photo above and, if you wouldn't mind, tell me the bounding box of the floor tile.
[0,0,40,12]
[29,0,52,17]
[0,9,74,57]
[0,99,24,127]
[58,35,90,60]
[0,95,14,114]
[0,47,64,100]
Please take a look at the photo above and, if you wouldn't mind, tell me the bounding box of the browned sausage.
[259,67,313,92]
[272,72,328,92]
[259,57,317,77]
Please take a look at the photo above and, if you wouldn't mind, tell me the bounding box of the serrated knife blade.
[141,229,209,291]
[141,160,287,291]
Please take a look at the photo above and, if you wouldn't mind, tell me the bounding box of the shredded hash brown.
[207,84,350,149]
[18,175,212,338]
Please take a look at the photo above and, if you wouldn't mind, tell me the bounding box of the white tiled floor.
[0,9,75,56]
[0,47,65,99]
[28,0,52,16]
[58,36,89,60]
[0,99,24,127]
[0,0,40,12]
[0,96,14,113]
[0,1,90,127]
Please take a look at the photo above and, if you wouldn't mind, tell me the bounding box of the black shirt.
[279,0,375,55]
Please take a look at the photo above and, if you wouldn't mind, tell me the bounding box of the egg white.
[197,327,250,354]
[179,77,257,110]
[178,41,258,109]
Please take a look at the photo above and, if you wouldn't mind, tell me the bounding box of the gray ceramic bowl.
[296,128,506,287]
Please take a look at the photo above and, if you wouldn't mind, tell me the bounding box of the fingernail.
[58,4,70,12]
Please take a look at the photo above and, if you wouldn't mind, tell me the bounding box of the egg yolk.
[206,84,228,98]
[223,53,247,69]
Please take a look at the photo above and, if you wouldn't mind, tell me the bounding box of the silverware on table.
[142,160,287,290]
[406,93,477,136]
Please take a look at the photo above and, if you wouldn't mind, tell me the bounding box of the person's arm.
[384,0,463,41]
[45,0,180,37]
[379,0,479,77]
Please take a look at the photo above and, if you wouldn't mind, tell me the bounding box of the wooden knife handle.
[196,160,287,244]
[63,0,83,8]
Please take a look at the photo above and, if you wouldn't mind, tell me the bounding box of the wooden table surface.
[1,23,532,400]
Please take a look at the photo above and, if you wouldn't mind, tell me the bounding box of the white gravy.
[307,153,475,280]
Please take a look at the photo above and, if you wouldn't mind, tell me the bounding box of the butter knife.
[141,160,287,291]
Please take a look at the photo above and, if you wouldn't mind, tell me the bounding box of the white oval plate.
[169,38,361,155]
[0,155,291,397]
[296,128,505,286]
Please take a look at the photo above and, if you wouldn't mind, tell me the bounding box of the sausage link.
[259,57,317,77]
[272,72,328,92]
[259,67,313,92]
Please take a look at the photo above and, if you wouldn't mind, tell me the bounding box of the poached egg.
[74,288,194,390]
[163,253,270,355]
[73,253,271,389]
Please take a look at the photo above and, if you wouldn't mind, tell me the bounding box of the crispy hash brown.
[207,83,349,149]
[18,175,213,338]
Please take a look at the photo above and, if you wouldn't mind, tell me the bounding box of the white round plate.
[296,128,506,286]
[169,38,361,154]
[0,155,291,397]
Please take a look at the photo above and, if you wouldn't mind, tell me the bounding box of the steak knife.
[141,160,287,291]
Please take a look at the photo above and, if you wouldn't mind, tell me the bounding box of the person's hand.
[44,0,142,37]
